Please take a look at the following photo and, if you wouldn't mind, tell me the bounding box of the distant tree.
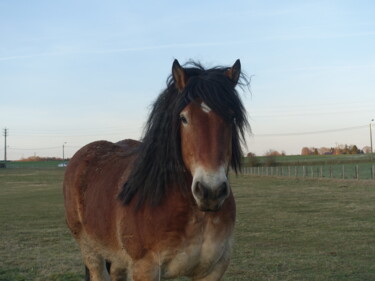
[318,147,331,155]
[247,152,256,157]
[264,155,277,167]
[301,147,311,156]
[247,153,260,167]
[334,147,342,155]
[265,149,281,157]
[314,148,319,155]
[344,145,350,154]
[19,156,64,162]
[350,145,359,154]
[363,146,372,154]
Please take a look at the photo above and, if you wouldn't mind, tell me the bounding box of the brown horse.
[63,59,249,281]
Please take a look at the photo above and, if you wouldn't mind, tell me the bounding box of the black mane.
[118,61,250,208]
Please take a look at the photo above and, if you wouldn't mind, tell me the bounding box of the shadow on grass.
[0,268,34,281]
[48,273,84,281]
[0,268,83,281]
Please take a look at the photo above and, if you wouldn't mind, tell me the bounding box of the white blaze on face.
[201,102,211,113]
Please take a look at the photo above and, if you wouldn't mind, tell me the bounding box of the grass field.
[1,167,375,280]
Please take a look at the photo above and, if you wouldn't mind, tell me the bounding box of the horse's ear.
[172,59,187,92]
[226,59,241,85]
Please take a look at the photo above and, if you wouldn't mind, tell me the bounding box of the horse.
[63,59,249,281]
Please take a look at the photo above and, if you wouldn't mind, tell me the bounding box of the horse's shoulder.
[69,139,140,164]
[65,140,139,191]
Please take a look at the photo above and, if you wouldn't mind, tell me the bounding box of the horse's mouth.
[197,199,224,212]
[199,206,221,212]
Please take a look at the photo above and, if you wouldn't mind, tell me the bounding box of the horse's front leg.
[192,254,230,281]
[131,253,161,281]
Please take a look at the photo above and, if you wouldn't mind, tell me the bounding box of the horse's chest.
[163,219,232,278]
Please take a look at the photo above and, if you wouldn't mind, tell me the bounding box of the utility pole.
[63,142,67,162]
[3,128,8,166]
[370,120,374,162]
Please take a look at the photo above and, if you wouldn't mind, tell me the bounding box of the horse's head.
[119,59,248,210]
[172,59,246,212]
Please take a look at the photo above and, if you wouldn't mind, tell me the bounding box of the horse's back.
[63,139,140,241]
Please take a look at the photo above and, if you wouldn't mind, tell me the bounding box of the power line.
[250,108,375,119]
[8,145,81,151]
[254,125,368,137]
[11,132,129,138]
[9,128,141,138]
[9,146,61,151]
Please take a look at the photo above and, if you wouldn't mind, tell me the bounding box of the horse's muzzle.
[193,181,229,212]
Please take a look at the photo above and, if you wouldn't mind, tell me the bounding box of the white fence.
[242,164,375,180]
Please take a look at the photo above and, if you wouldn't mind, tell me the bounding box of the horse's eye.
[180,115,188,125]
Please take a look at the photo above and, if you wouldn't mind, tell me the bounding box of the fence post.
[342,165,345,179]
[311,167,314,178]
[303,166,306,177]
[320,166,323,178]
[356,165,359,180]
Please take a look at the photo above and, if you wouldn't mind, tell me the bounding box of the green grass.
[0,168,83,281]
[230,175,375,281]
[1,168,375,280]
[2,161,65,169]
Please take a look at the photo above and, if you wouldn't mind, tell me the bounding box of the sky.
[1,0,375,160]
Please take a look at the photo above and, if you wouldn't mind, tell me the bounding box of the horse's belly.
[163,234,232,278]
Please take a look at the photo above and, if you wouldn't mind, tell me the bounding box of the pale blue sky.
[1,0,375,159]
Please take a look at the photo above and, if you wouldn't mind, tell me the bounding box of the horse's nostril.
[195,181,208,200]
[217,182,228,199]
[194,181,228,201]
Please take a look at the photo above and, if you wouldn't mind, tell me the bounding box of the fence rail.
[242,164,375,180]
